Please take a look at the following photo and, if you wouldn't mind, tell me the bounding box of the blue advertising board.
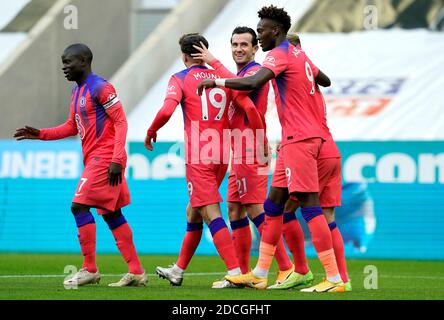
[0,140,443,260]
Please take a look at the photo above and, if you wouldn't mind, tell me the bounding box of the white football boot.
[63,268,101,287]
[155,264,183,286]
[108,272,148,287]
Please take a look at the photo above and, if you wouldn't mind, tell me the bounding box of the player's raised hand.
[144,131,157,151]
[191,41,216,64]
[13,126,40,140]
[197,79,216,96]
[108,162,123,186]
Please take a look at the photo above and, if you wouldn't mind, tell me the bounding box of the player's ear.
[79,56,88,67]
[253,45,259,54]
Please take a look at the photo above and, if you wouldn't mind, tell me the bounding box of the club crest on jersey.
[80,97,86,109]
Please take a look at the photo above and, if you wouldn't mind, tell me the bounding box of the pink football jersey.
[262,40,325,146]
[165,65,234,164]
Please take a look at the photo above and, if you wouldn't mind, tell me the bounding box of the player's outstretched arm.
[13,126,40,140]
[14,109,78,141]
[198,67,274,95]
[145,99,179,151]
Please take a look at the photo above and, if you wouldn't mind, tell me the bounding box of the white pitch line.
[0,272,226,279]
[1,272,444,281]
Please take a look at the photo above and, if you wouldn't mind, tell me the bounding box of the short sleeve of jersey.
[165,76,183,103]
[96,82,120,110]
[262,48,288,77]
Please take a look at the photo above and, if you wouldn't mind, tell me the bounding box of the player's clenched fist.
[13,126,40,140]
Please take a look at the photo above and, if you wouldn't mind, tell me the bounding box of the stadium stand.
[0,1,29,67]
[127,0,444,141]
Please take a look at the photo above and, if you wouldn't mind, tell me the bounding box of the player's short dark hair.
[179,33,209,56]
[231,26,258,47]
[258,5,292,33]
[64,43,93,64]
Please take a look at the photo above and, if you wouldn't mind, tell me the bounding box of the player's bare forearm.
[198,68,274,95]
[316,69,331,87]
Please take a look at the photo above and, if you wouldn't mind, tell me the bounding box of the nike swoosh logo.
[239,193,247,198]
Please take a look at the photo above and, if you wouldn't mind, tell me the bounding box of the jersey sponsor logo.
[75,113,86,140]
[323,78,405,117]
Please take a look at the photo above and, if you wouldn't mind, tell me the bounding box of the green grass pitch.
[0,253,443,300]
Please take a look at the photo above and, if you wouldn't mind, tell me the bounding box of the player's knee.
[244,203,263,218]
[323,207,335,224]
[293,192,319,207]
[71,203,90,215]
[268,187,289,205]
[263,198,285,217]
[102,209,122,222]
[227,202,244,221]
[186,207,202,224]
[102,209,127,230]
[284,195,300,213]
